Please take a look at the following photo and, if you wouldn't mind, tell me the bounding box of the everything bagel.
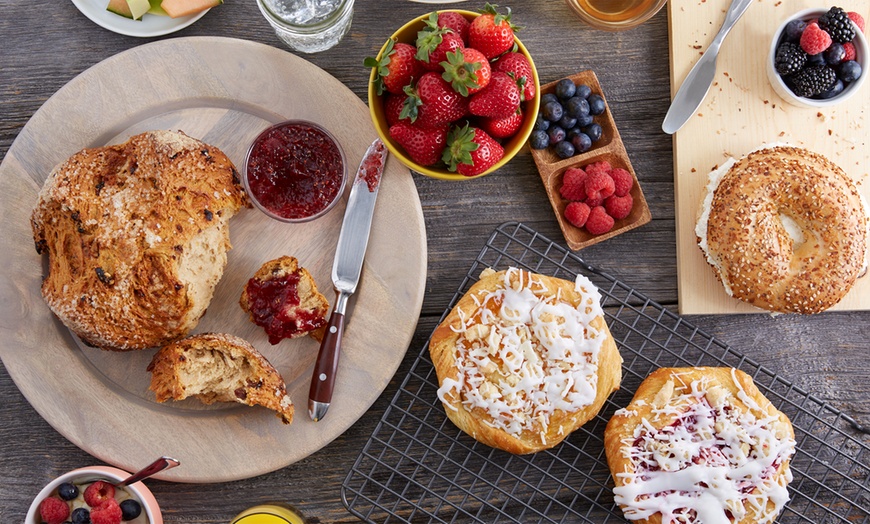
[696,145,868,314]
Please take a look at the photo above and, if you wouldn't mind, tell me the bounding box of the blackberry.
[818,7,856,44]
[775,42,807,75]
[819,78,845,99]
[789,65,837,97]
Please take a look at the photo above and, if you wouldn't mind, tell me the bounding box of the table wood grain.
[2,1,868,522]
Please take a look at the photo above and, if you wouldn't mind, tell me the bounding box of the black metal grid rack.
[341,222,870,523]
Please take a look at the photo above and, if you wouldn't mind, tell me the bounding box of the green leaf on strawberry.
[440,49,482,97]
[443,124,480,172]
[364,38,397,96]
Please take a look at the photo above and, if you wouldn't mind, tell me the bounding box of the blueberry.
[554,140,576,159]
[575,84,592,99]
[558,114,577,130]
[547,126,566,145]
[571,132,592,153]
[824,43,846,65]
[565,96,590,118]
[541,101,564,122]
[541,93,559,106]
[554,79,577,100]
[529,130,549,149]
[583,123,603,142]
[533,115,549,132]
[784,19,807,42]
[838,60,862,83]
[818,78,845,99]
[58,482,79,501]
[806,52,826,67]
[566,126,583,140]
[576,113,595,127]
[71,507,90,524]
[587,94,606,115]
[120,499,142,520]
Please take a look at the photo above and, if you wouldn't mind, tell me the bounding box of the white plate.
[70,0,209,37]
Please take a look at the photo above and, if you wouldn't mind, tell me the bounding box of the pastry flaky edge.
[239,256,329,343]
[31,130,249,351]
[147,332,294,425]
[604,367,795,524]
[428,267,622,454]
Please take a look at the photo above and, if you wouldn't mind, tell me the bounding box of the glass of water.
[257,0,354,53]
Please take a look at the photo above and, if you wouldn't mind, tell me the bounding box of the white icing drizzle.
[614,372,795,524]
[436,268,606,442]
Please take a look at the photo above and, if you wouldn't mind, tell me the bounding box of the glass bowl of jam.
[244,120,347,223]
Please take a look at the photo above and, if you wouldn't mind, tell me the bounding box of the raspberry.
[564,201,591,228]
[610,168,633,197]
[843,42,857,61]
[585,170,615,201]
[585,206,615,235]
[84,481,115,508]
[848,11,865,32]
[604,194,634,220]
[40,497,70,524]
[91,498,123,524]
[559,168,587,201]
[584,196,603,208]
[800,22,832,55]
[583,160,612,178]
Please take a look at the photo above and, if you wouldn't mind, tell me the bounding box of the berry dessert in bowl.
[768,7,867,107]
[366,4,540,180]
[27,466,161,524]
[243,120,347,222]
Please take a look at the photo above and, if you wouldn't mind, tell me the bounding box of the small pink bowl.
[26,466,162,524]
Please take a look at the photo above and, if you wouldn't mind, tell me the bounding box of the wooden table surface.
[1,1,868,522]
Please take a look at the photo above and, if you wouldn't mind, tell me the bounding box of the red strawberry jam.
[245,121,346,221]
[245,272,326,344]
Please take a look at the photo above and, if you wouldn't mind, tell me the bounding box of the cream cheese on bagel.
[695,144,868,314]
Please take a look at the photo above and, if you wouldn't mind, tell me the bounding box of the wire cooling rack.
[341,222,870,523]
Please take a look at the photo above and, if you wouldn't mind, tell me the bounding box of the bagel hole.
[779,213,805,251]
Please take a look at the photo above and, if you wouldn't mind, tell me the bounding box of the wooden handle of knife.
[309,309,345,404]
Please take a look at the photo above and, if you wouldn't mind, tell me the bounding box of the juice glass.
[565,0,668,31]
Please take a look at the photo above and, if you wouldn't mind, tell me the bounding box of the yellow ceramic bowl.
[368,10,541,181]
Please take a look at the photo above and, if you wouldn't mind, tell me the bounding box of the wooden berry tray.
[531,70,651,251]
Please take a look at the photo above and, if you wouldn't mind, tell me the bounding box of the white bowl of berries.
[27,466,161,524]
[768,7,867,107]
[366,4,540,180]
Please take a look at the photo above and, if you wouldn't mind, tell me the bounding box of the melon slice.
[160,0,222,18]
[126,0,151,19]
[148,0,168,16]
[106,0,134,19]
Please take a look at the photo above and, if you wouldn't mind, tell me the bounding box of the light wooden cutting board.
[669,0,870,314]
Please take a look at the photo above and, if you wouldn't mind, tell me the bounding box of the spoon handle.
[118,456,181,487]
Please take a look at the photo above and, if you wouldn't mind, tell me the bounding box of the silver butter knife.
[309,138,388,422]
[662,0,754,134]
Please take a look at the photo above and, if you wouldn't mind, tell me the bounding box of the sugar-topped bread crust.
[429,268,622,454]
[605,367,795,524]
[147,332,294,424]
[239,256,329,343]
[31,130,249,351]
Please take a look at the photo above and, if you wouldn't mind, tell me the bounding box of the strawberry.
[401,72,468,129]
[438,11,471,45]
[469,3,519,59]
[389,122,448,167]
[493,52,535,100]
[416,13,465,72]
[478,109,523,139]
[364,39,421,95]
[443,124,505,176]
[384,93,410,127]
[468,71,521,119]
[441,48,491,96]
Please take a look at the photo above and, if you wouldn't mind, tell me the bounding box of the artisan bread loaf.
[147,332,294,424]
[429,267,622,454]
[240,256,329,344]
[31,130,249,351]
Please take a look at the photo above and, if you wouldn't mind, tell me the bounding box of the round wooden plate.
[0,37,427,483]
